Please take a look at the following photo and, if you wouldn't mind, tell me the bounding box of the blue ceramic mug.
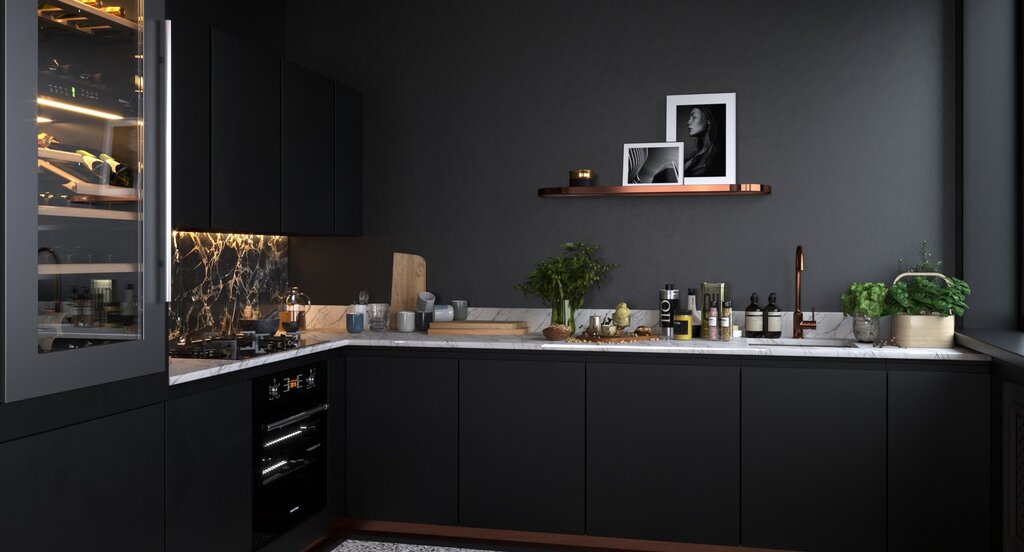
[346,312,364,334]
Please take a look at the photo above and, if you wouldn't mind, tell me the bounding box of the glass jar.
[852,313,880,343]
[281,285,311,330]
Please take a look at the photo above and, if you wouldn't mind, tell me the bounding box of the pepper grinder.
[659,284,679,339]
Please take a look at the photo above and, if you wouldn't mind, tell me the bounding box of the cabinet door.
[166,382,252,552]
[587,361,739,544]
[334,83,363,236]
[460,358,585,534]
[328,355,346,518]
[211,29,281,234]
[281,61,334,235]
[167,0,211,230]
[346,354,458,524]
[0,405,164,550]
[742,364,886,552]
[887,368,990,551]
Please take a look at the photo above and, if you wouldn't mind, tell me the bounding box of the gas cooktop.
[168,331,303,360]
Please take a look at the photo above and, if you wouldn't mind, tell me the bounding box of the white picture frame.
[666,92,736,184]
[622,142,685,185]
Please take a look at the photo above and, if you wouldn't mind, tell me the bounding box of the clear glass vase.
[550,300,575,329]
[852,314,880,343]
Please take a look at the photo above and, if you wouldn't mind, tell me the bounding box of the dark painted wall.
[962,0,1018,330]
[289,0,957,312]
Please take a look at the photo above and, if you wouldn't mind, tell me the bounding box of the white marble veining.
[169,326,989,386]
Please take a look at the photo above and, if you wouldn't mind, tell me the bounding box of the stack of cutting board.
[427,320,529,336]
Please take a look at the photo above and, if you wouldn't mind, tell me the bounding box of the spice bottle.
[720,301,733,341]
[745,293,763,338]
[707,298,719,341]
[673,311,693,340]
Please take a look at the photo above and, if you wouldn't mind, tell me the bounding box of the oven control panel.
[267,366,317,400]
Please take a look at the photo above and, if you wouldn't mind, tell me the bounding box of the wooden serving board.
[389,252,426,327]
[569,334,662,344]
[427,321,529,336]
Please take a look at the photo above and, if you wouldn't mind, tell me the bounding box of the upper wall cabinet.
[210,29,281,234]
[334,83,363,236]
[167,0,211,230]
[281,61,334,235]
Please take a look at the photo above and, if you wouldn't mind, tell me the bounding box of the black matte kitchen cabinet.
[281,61,335,235]
[166,382,252,552]
[328,355,346,519]
[460,358,585,534]
[587,360,740,544]
[167,0,211,230]
[742,363,886,552]
[334,83,363,235]
[211,29,281,234]
[0,405,164,551]
[346,353,458,524]
[887,366,990,551]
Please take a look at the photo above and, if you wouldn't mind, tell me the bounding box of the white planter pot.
[892,313,954,348]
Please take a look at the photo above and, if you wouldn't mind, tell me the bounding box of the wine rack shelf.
[38,0,139,34]
[537,183,772,197]
[38,205,138,221]
[38,263,138,275]
[37,324,138,340]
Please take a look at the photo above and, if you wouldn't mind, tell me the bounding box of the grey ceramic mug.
[396,311,415,333]
[451,299,469,321]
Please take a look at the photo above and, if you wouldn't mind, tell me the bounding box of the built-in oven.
[252,363,328,550]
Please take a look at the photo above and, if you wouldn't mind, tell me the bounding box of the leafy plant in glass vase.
[840,282,888,342]
[884,241,970,348]
[513,242,616,337]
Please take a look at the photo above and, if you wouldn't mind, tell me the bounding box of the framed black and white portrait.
[666,93,736,184]
[622,142,684,185]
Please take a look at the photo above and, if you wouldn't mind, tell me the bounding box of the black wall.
[289,0,958,312]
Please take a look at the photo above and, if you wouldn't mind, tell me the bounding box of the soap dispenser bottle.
[762,292,783,338]
[745,293,763,338]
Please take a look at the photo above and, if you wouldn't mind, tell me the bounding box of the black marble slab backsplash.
[169,232,288,342]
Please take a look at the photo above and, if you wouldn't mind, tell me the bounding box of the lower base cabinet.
[346,353,458,524]
[741,363,887,552]
[166,382,252,552]
[0,404,164,551]
[460,358,585,534]
[887,367,990,551]
[586,360,740,544]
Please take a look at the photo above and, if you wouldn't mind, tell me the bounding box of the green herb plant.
[513,242,616,312]
[886,241,971,317]
[840,282,889,318]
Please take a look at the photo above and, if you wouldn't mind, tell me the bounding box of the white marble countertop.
[168,330,990,386]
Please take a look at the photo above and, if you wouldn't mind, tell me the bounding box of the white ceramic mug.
[433,305,454,322]
[416,291,436,313]
[397,310,416,332]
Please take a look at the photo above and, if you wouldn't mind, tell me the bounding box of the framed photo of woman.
[666,93,736,184]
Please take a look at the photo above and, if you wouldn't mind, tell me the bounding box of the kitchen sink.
[746,338,860,348]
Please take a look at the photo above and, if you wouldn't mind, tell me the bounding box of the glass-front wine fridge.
[3,0,166,401]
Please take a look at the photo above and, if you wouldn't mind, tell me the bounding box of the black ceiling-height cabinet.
[335,83,363,236]
[281,61,335,235]
[210,29,282,235]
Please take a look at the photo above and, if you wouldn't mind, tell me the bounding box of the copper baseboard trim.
[330,519,793,552]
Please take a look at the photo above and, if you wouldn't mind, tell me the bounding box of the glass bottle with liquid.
[763,292,783,338]
[745,293,763,338]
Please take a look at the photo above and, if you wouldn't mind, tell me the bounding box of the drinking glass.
[366,303,390,331]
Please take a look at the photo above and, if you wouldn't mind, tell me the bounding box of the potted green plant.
[840,282,888,342]
[885,241,970,348]
[513,242,616,336]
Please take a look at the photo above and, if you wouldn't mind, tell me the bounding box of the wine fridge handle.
[162,19,173,302]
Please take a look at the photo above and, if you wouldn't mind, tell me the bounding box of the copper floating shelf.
[537,183,771,198]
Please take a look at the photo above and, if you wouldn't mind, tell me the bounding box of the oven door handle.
[263,403,329,432]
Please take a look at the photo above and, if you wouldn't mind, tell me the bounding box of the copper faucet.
[793,245,816,338]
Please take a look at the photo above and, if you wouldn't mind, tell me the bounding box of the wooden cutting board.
[427,321,529,336]
[389,252,426,327]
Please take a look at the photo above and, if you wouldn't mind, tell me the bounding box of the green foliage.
[886,241,971,317]
[840,282,889,318]
[513,242,616,310]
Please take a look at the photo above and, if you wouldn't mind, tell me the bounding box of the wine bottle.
[99,154,134,188]
[75,149,111,181]
[762,292,783,338]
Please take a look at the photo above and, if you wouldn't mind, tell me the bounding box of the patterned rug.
[332,540,494,552]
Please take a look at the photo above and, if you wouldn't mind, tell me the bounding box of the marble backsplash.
[169,232,289,342]
[306,304,864,340]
